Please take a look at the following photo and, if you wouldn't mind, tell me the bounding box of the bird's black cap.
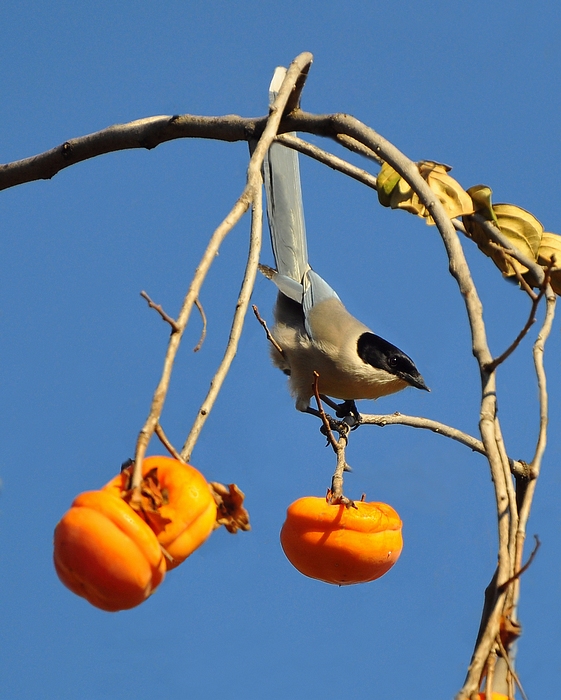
[357,332,429,391]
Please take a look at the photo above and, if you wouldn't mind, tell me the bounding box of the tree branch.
[359,412,529,478]
[275,134,379,190]
[181,171,263,461]
[131,52,314,488]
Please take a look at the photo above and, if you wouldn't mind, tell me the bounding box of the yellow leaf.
[464,199,543,277]
[377,160,473,224]
[466,184,498,225]
[418,161,474,224]
[377,162,402,207]
[537,231,561,295]
[390,176,426,216]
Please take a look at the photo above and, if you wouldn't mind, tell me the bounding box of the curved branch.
[131,52,314,489]
[360,412,528,478]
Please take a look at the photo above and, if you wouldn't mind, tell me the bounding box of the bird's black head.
[357,332,429,391]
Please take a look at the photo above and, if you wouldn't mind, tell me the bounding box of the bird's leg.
[319,396,361,427]
[305,406,355,437]
[335,399,361,422]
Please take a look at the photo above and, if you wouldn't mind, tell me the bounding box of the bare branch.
[495,634,530,700]
[529,286,556,474]
[360,412,529,478]
[252,304,285,357]
[140,290,180,332]
[312,372,339,452]
[0,114,266,191]
[318,110,515,700]
[452,214,546,288]
[498,536,541,593]
[275,134,378,190]
[154,423,184,462]
[193,298,207,352]
[131,52,314,488]
[312,373,353,506]
[335,133,384,164]
[485,268,550,373]
[181,173,263,461]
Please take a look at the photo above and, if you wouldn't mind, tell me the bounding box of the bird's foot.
[319,396,361,429]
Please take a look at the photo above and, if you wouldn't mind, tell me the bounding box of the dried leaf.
[377,160,473,224]
[464,190,544,277]
[209,482,251,534]
[494,204,543,258]
[418,161,474,224]
[390,177,426,216]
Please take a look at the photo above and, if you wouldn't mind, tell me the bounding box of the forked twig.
[485,264,552,373]
[131,52,314,489]
[140,290,180,332]
[154,423,184,462]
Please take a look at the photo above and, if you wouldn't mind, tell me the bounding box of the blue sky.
[1,2,560,698]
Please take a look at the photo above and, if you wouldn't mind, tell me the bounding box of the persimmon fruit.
[280,496,403,585]
[53,490,166,612]
[103,455,218,570]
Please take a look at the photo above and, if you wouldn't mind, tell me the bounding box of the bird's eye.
[388,356,398,368]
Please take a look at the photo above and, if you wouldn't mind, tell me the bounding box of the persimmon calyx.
[209,482,251,533]
[118,465,173,535]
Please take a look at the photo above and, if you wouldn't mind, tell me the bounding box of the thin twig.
[452,214,546,287]
[528,285,556,473]
[335,133,384,164]
[276,133,378,190]
[193,297,207,352]
[154,423,184,462]
[252,304,285,357]
[181,171,263,460]
[131,52,314,488]
[140,290,180,332]
[485,269,550,373]
[510,288,556,672]
[312,374,353,506]
[498,535,541,593]
[496,634,530,700]
[320,112,512,700]
[359,412,529,478]
[312,372,339,451]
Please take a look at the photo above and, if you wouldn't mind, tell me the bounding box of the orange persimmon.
[477,694,510,700]
[103,456,218,570]
[280,496,403,585]
[54,490,166,612]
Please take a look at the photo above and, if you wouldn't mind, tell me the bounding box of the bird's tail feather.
[263,66,310,284]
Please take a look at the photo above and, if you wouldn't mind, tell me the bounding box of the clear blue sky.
[1,2,560,698]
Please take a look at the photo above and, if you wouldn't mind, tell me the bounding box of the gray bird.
[261,67,428,417]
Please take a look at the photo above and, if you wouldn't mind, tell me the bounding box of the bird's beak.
[404,373,430,392]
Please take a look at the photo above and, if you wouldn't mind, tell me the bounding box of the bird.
[261,67,428,419]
